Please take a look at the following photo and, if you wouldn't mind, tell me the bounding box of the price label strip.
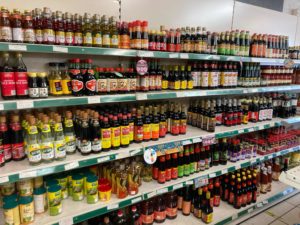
[202,135,215,146]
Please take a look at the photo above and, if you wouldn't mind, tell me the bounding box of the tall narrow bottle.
[53,115,66,160]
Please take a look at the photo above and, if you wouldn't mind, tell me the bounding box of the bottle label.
[24,29,35,42]
[117,78,128,92]
[80,141,91,153]
[121,125,130,145]
[28,143,41,163]
[134,126,143,141]
[101,128,111,149]
[142,39,149,49]
[0,148,4,165]
[149,41,156,50]
[35,29,42,42]
[174,81,180,90]
[93,33,102,46]
[171,167,178,179]
[154,210,166,221]
[158,170,166,183]
[129,122,134,141]
[151,123,159,139]
[41,142,54,160]
[61,79,72,95]
[43,29,55,42]
[39,87,48,97]
[143,124,151,140]
[120,35,130,49]
[178,165,184,177]
[85,78,96,92]
[201,72,209,87]
[111,127,120,147]
[162,80,168,89]
[12,27,24,42]
[72,79,84,92]
[65,135,76,153]
[74,32,83,45]
[171,119,180,135]
[102,34,110,46]
[0,26,12,41]
[140,214,154,224]
[91,139,101,152]
[97,78,107,93]
[15,72,29,96]
[214,195,220,206]
[109,78,118,92]
[159,121,167,137]
[0,72,16,97]
[55,31,66,44]
[180,80,187,90]
[83,32,92,45]
[65,32,74,44]
[54,140,66,158]
[229,192,235,204]
[166,207,177,217]
[140,76,149,91]
[180,119,187,134]
[111,35,119,46]
[236,195,242,208]
[12,143,25,160]
[149,75,156,90]
[129,78,137,91]
[29,87,39,98]
[202,212,213,223]
[3,144,11,161]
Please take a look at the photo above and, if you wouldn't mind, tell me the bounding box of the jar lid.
[37,72,47,77]
[33,186,46,195]
[45,179,59,187]
[56,172,68,179]
[72,173,84,180]
[27,72,37,77]
[19,195,33,205]
[3,196,18,209]
[47,184,61,193]
[86,174,98,183]
[3,193,18,203]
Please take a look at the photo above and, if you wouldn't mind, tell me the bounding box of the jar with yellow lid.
[28,72,39,98]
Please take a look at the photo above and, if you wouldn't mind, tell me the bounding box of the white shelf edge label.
[0,104,4,110]
[137,51,154,57]
[180,53,189,59]
[53,46,68,53]
[0,176,9,183]
[136,93,147,100]
[238,129,244,134]
[116,152,130,159]
[263,200,268,204]
[209,173,216,178]
[231,213,238,220]
[9,44,27,51]
[88,96,100,104]
[19,170,37,179]
[221,169,228,174]
[59,217,73,225]
[186,180,193,185]
[131,196,142,204]
[235,164,241,170]
[256,202,263,208]
[97,156,110,163]
[147,191,157,198]
[212,55,220,60]
[182,139,192,145]
[248,128,254,132]
[176,92,185,98]
[192,137,202,143]
[107,203,119,210]
[248,208,254,213]
[268,155,273,159]
[169,53,179,58]
[64,161,79,170]
[173,183,184,190]
[130,149,142,156]
[157,188,168,194]
[17,100,34,109]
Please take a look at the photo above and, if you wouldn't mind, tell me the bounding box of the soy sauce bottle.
[71,58,84,96]
[84,59,96,95]
[10,115,25,161]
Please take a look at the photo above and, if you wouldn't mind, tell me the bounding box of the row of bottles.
[0,6,290,59]
[260,65,293,86]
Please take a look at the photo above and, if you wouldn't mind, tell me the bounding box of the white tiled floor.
[237,193,300,225]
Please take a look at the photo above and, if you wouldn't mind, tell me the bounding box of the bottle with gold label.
[187,65,193,89]
[110,16,119,48]
[27,117,41,165]
[42,7,55,44]
[151,106,160,140]
[53,115,66,161]
[92,14,102,47]
[101,117,111,151]
[173,65,180,90]
[74,14,83,46]
[161,65,168,90]
[82,13,92,47]
[179,65,187,90]
[111,116,120,150]
[54,11,65,45]
[60,63,71,95]
[40,116,54,163]
[143,107,151,141]
[201,191,213,223]
[49,62,63,96]
[102,15,110,48]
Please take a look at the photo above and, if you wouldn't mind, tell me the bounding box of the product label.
[109,78,118,92]
[43,29,55,42]
[80,141,91,153]
[12,143,25,160]
[61,79,71,95]
[140,214,154,224]
[0,72,16,97]
[151,123,159,139]
[140,76,149,91]
[91,139,101,152]
[143,124,151,140]
[134,126,143,141]
[74,32,83,45]
[65,135,76,153]
[102,34,110,46]
[54,140,66,159]
[83,32,92,45]
[3,144,11,161]
[24,29,35,42]
[120,35,130,49]
[129,78,137,91]
[71,79,84,92]
[97,78,107,93]
[41,142,54,160]
[29,88,39,98]
[28,143,41,163]
[111,127,120,148]
[39,87,48,97]
[121,126,130,145]
[12,27,24,42]
[101,128,111,149]
[65,32,74,44]
[154,210,166,221]
[0,26,12,41]
[201,71,209,87]
[85,78,96,92]
[55,31,66,44]
[93,33,102,46]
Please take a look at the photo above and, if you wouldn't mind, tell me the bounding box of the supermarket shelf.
[0,117,298,185]
[1,85,300,111]
[2,146,297,225]
[279,165,300,190]
[1,42,300,64]
[163,182,297,225]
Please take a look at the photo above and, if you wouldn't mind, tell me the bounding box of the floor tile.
[243,213,275,225]
[265,201,295,218]
[286,193,300,206]
[269,220,289,225]
[278,207,300,225]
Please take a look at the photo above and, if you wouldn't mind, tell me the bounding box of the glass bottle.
[42,7,55,44]
[27,117,42,165]
[0,53,16,99]
[64,12,74,45]
[33,8,43,44]
[64,111,76,154]
[102,15,111,48]
[92,14,102,47]
[82,13,92,47]
[154,195,166,223]
[40,116,54,163]
[0,7,12,42]
[53,115,66,160]
[23,10,35,43]
[13,53,28,99]
[74,14,83,46]
[182,186,191,216]
[54,11,65,45]
[10,115,25,161]
[11,8,23,42]
[110,16,119,48]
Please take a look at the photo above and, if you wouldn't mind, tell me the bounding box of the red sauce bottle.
[13,53,28,99]
[0,7,12,42]
[74,14,83,46]
[0,116,11,163]
[140,200,154,225]
[154,195,166,223]
[166,192,178,219]
[11,9,24,43]
[33,8,43,44]
[0,53,15,99]
[10,115,25,161]
[64,12,74,45]
[23,10,35,43]
[42,7,55,44]
[54,11,65,45]
[165,154,172,181]
[157,156,166,184]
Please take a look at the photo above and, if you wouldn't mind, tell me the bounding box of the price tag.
[283,190,288,195]
[221,168,228,174]
[19,170,37,179]
[250,158,257,164]
[169,53,179,58]
[97,156,110,163]
[130,149,142,156]
[238,129,244,134]
[235,164,241,170]
[194,177,209,188]
[180,53,189,59]
[0,104,4,110]
[231,213,238,220]
[9,44,27,51]
[192,137,202,143]
[256,202,263,208]
[263,200,268,204]
[185,180,193,185]
[243,89,248,94]
[131,197,142,204]
[276,152,281,156]
[17,100,34,109]
[116,152,130,159]
[137,51,154,57]
[107,203,119,210]
[209,173,216,178]
[64,161,79,170]
[53,46,68,53]
[173,183,184,190]
[0,176,9,183]
[182,139,192,145]
[88,96,100,104]
[176,92,185,98]
[59,217,73,225]
[268,155,273,159]
[147,191,157,198]
[136,93,147,100]
[248,208,254,213]
[248,128,254,132]
[202,135,215,146]
[157,188,168,194]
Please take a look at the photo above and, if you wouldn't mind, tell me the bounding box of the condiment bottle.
[53,115,66,160]
[128,161,139,195]
[110,16,119,48]
[157,156,166,184]
[74,14,83,46]
[10,115,25,161]
[82,13,93,46]
[54,11,65,45]
[28,72,39,98]
[182,186,191,216]
[40,116,54,163]
[37,72,48,98]
[90,112,101,154]
[0,116,11,163]
[64,12,74,45]
[154,195,166,223]
[92,14,102,47]
[202,191,213,223]
[127,205,140,225]
[13,53,28,99]
[101,117,111,151]
[27,117,42,165]
[0,7,12,42]
[141,21,149,50]
[71,58,84,96]
[42,7,55,44]
[134,109,143,143]
[0,53,16,99]
[166,192,178,219]
[120,115,130,147]
[11,9,23,42]
[120,22,130,49]
[64,111,76,154]
[84,59,96,95]
[102,15,110,48]
[140,200,154,225]
[23,10,35,43]
[116,164,128,199]
[177,189,183,210]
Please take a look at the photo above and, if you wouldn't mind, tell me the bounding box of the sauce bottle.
[0,7,12,42]
[111,115,120,150]
[74,14,83,46]
[101,117,111,151]
[0,53,16,99]
[128,161,139,195]
[154,195,166,223]
[140,200,154,225]
[13,53,28,99]
[166,192,178,219]
[60,63,72,95]
[82,13,93,47]
[10,115,25,161]
[64,12,74,45]
[182,186,191,216]
[11,9,23,43]
[27,116,42,165]
[110,16,119,48]
[171,105,180,135]
[42,7,55,44]
[33,8,43,44]
[23,10,35,43]
[141,21,149,50]
[28,72,39,98]
[143,108,151,141]
[165,153,172,181]
[79,112,91,155]
[115,210,126,225]
[64,111,76,155]
[134,110,143,143]
[127,205,140,225]
[0,116,11,163]
[120,115,130,147]
[102,15,110,48]
[84,59,96,95]
[53,115,66,160]
[158,156,166,184]
[171,153,178,179]
[149,30,156,50]
[54,11,65,45]
[71,58,84,96]
[92,14,102,47]
[40,116,54,163]
[202,191,213,223]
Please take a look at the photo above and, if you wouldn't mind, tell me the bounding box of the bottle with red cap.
[71,58,84,96]
[13,53,28,99]
[115,210,126,225]
[127,205,141,225]
[0,53,16,99]
[84,59,96,96]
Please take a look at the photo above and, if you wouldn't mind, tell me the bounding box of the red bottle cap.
[86,59,92,64]
[103,117,108,122]
[123,115,127,120]
[142,21,148,27]
[117,210,123,217]
[136,20,141,26]
[73,58,80,63]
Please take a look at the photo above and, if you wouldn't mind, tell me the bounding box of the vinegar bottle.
[0,53,16,99]
[13,53,28,99]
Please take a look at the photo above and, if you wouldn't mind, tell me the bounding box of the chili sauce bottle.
[154,195,166,223]
[134,110,143,143]
[101,117,111,151]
